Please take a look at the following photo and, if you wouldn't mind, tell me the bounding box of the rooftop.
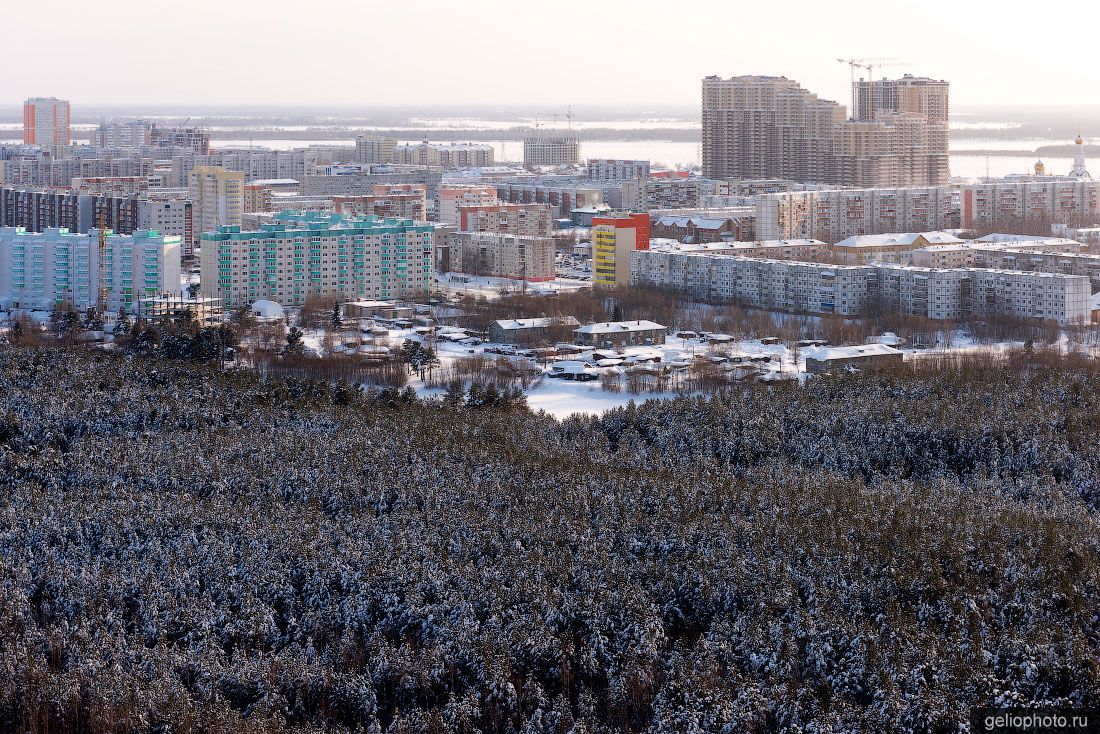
[804,344,903,361]
[493,316,579,330]
[834,232,964,248]
[575,320,667,334]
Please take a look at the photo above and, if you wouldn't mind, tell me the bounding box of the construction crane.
[96,213,109,319]
[836,58,909,119]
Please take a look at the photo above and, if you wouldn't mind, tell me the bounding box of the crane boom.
[97,213,108,317]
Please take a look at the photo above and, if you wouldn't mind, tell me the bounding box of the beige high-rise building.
[850,75,950,186]
[701,75,845,182]
[702,73,949,187]
[523,129,580,167]
[188,166,244,256]
[355,135,397,165]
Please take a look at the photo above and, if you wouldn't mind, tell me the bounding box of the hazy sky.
[4,0,1096,110]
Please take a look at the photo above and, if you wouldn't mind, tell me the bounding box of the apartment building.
[853,75,950,125]
[756,187,961,242]
[961,179,1100,229]
[138,197,192,248]
[523,129,580,166]
[969,246,1100,290]
[450,231,554,282]
[96,120,154,148]
[849,75,950,186]
[702,74,949,186]
[832,232,965,265]
[355,135,397,165]
[495,181,604,217]
[0,186,190,242]
[151,125,211,154]
[458,203,553,238]
[645,178,730,209]
[701,76,843,182]
[188,166,244,255]
[588,159,650,181]
[23,98,71,146]
[392,142,495,168]
[593,213,650,287]
[0,227,181,312]
[650,213,752,243]
[303,167,443,203]
[199,210,433,307]
[631,246,1089,323]
[172,150,315,189]
[71,176,151,195]
[437,186,498,225]
[0,186,139,234]
[334,184,428,221]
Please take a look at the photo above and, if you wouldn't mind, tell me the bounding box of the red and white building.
[23,97,71,146]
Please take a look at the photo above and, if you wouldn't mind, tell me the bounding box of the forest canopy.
[0,348,1098,733]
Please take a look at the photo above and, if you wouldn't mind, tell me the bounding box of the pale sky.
[3,0,1096,110]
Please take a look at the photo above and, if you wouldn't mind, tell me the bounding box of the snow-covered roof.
[804,344,903,360]
[344,300,399,308]
[250,299,284,319]
[654,215,731,229]
[247,178,299,186]
[835,232,963,248]
[575,320,666,335]
[493,317,578,330]
[867,332,906,346]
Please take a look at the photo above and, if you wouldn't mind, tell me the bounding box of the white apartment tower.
[0,227,181,312]
[23,97,71,146]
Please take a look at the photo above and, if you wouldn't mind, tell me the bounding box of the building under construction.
[701,73,950,187]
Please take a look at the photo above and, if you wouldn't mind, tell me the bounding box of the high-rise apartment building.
[450,232,555,282]
[494,181,604,217]
[188,166,244,256]
[0,227,181,312]
[198,210,433,307]
[150,125,211,154]
[23,98,71,146]
[355,136,397,165]
[392,142,494,168]
[592,212,650,287]
[631,245,1090,324]
[702,74,949,187]
[853,75,950,125]
[701,76,844,182]
[334,184,428,221]
[756,187,961,242]
[848,75,950,186]
[437,186,499,225]
[137,196,192,247]
[458,203,553,238]
[96,119,154,148]
[588,159,650,181]
[523,129,580,167]
[961,180,1100,230]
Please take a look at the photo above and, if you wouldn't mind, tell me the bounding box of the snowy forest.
[1,347,1099,732]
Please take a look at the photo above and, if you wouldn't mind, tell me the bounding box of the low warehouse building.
[804,344,904,374]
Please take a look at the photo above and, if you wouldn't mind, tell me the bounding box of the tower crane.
[836,58,909,119]
[97,213,109,319]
